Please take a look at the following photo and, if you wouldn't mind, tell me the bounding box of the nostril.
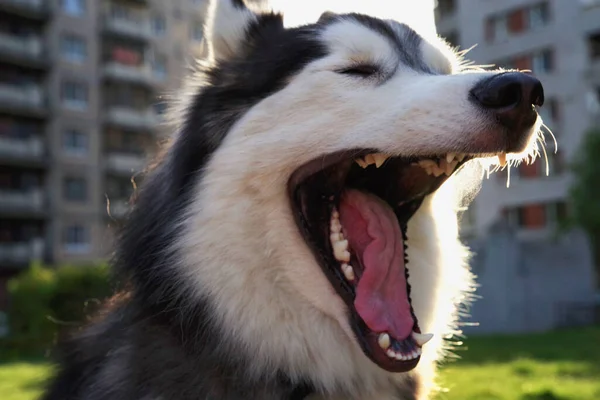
[530,81,544,107]
[489,82,522,109]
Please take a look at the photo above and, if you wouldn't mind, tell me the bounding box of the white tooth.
[355,158,368,168]
[432,168,444,177]
[330,233,341,242]
[498,153,507,167]
[386,349,396,359]
[364,154,376,166]
[373,153,389,168]
[412,332,434,347]
[446,153,455,163]
[457,153,466,162]
[418,160,437,168]
[377,333,391,350]
[342,264,355,281]
[411,351,420,359]
[332,209,339,219]
[333,240,350,261]
[330,220,341,233]
[394,353,404,361]
[415,347,422,356]
[445,160,457,176]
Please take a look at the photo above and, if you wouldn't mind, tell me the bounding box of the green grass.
[434,326,600,400]
[1,327,599,400]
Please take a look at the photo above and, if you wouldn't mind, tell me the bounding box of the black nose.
[470,72,544,109]
[470,72,544,131]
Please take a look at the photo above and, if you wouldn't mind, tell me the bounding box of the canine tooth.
[355,158,368,168]
[364,154,376,166]
[445,160,457,176]
[412,332,434,347]
[498,152,507,167]
[446,153,455,163]
[377,333,391,350]
[373,153,389,168]
[457,153,466,162]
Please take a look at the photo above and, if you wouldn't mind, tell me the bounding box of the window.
[62,0,85,16]
[527,2,550,30]
[61,35,87,63]
[152,55,167,80]
[531,49,554,73]
[504,202,568,230]
[63,130,87,155]
[61,81,88,110]
[151,15,166,37]
[63,224,90,253]
[191,23,204,42]
[588,32,600,59]
[63,177,87,201]
[486,15,509,43]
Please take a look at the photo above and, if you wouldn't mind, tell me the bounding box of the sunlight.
[269,0,437,36]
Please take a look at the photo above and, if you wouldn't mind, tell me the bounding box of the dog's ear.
[204,0,270,61]
[318,11,338,24]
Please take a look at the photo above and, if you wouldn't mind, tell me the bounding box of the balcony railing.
[105,106,160,131]
[105,152,146,175]
[0,83,45,115]
[0,33,43,59]
[0,238,44,266]
[0,136,44,161]
[0,188,44,214]
[103,14,151,41]
[103,62,160,87]
[0,0,50,19]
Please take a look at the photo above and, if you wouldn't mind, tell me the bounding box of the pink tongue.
[339,189,413,340]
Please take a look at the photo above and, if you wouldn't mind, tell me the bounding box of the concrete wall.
[462,223,597,335]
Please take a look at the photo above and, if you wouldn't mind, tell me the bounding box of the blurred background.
[0,0,598,399]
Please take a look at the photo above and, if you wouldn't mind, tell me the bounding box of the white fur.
[174,2,540,399]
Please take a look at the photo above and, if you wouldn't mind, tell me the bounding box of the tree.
[568,127,600,287]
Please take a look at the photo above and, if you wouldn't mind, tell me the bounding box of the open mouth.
[288,150,498,373]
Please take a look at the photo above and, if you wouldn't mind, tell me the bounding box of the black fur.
[43,8,327,400]
[43,5,426,400]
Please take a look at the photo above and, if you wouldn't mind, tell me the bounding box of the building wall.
[436,0,600,238]
[0,0,211,287]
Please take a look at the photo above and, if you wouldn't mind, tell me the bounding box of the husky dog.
[43,0,545,399]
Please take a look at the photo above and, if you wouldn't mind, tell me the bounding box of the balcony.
[0,136,46,167]
[103,62,159,88]
[0,0,51,21]
[105,106,159,132]
[102,15,152,42]
[0,188,46,218]
[0,83,47,118]
[0,33,48,69]
[0,239,44,268]
[105,152,146,176]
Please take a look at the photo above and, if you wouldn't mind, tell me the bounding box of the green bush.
[1,263,113,358]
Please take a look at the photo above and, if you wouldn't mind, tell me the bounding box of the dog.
[43,0,545,399]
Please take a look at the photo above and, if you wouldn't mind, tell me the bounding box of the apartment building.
[0,0,210,307]
[435,0,600,238]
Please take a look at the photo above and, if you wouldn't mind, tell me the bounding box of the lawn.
[1,327,598,400]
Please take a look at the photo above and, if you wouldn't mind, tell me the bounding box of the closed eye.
[337,64,379,78]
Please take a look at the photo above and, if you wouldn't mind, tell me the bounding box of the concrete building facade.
[0,0,210,306]
[436,0,600,241]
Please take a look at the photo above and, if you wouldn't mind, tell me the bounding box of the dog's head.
[125,0,545,392]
